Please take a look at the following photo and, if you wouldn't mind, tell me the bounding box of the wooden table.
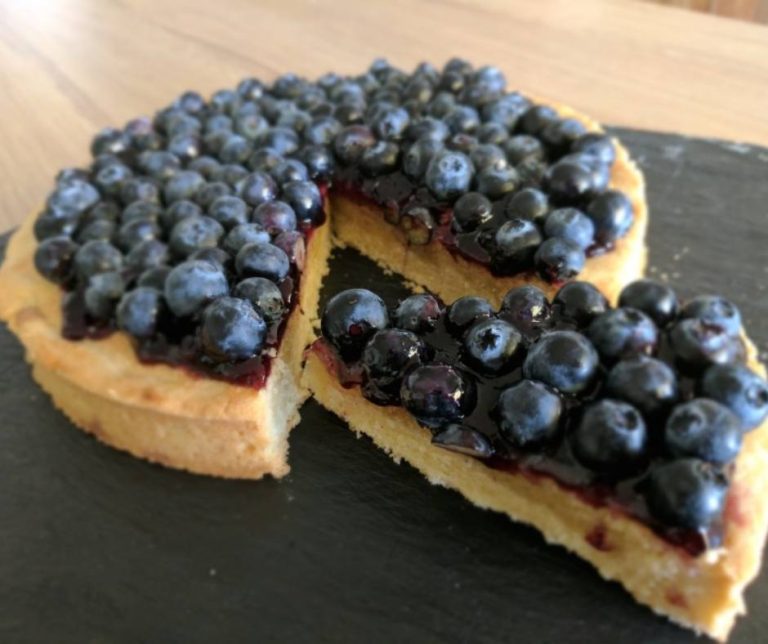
[1,0,766,232]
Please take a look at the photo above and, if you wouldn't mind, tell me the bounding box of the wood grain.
[1,0,767,232]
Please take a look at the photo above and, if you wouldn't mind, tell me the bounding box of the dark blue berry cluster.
[319,280,768,546]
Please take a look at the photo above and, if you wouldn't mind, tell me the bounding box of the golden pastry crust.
[303,344,768,642]
[332,100,648,307]
[0,215,332,479]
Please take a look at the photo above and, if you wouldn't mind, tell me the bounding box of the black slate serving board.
[1,129,767,644]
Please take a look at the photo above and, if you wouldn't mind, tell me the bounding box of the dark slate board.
[1,129,767,644]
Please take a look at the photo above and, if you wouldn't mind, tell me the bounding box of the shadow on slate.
[0,128,767,644]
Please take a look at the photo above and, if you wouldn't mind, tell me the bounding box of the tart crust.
[0,214,332,479]
[332,100,648,307]
[303,342,768,641]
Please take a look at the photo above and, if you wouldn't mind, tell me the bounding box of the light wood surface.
[1,0,767,232]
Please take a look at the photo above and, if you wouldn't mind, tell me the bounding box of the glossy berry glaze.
[314,281,768,554]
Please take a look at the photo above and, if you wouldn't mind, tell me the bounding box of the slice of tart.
[303,280,768,640]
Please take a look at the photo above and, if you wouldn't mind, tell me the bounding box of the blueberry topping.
[116,287,165,339]
[476,166,518,199]
[587,308,658,363]
[235,242,291,282]
[701,364,768,431]
[84,271,125,320]
[492,218,542,274]
[523,330,598,394]
[446,296,494,334]
[164,260,229,318]
[534,237,586,282]
[403,139,444,180]
[200,297,267,362]
[34,236,79,285]
[221,223,270,256]
[571,133,616,165]
[207,196,249,230]
[234,277,286,323]
[552,281,608,328]
[333,125,376,164]
[679,295,742,337]
[570,399,647,476]
[74,240,123,280]
[669,318,742,369]
[546,160,598,205]
[394,294,444,333]
[281,180,323,223]
[586,190,634,245]
[605,356,678,420]
[361,329,426,403]
[543,208,595,249]
[237,171,277,207]
[321,289,389,360]
[163,170,205,203]
[618,279,678,328]
[453,192,493,232]
[644,459,727,530]
[252,201,297,234]
[432,424,493,458]
[500,285,551,335]
[463,318,522,374]
[169,216,225,258]
[400,364,475,427]
[496,380,562,448]
[125,239,170,272]
[665,399,742,465]
[424,150,473,201]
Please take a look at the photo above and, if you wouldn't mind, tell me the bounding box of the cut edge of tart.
[0,213,331,479]
[331,100,647,307]
[302,284,768,642]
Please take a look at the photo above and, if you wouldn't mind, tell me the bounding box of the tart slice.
[303,280,768,640]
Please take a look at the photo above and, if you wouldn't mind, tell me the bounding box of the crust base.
[332,101,648,307]
[0,215,332,479]
[303,345,768,641]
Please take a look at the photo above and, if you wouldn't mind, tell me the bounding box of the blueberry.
[91,127,129,156]
[271,159,309,186]
[481,96,527,129]
[169,216,224,258]
[540,118,587,157]
[207,195,249,230]
[237,172,278,207]
[234,277,285,323]
[552,281,609,327]
[669,318,742,369]
[496,380,562,448]
[74,240,123,280]
[424,150,473,201]
[217,163,250,186]
[160,200,202,230]
[518,105,559,136]
[139,151,181,181]
[427,92,457,119]
[300,145,335,180]
[33,214,77,241]
[492,218,542,274]
[281,180,323,223]
[252,201,297,234]
[273,231,306,268]
[452,192,493,232]
[163,171,206,204]
[618,280,679,328]
[444,105,480,134]
[188,247,232,271]
[204,113,233,133]
[586,190,634,245]
[247,148,283,174]
[116,218,160,252]
[236,77,265,101]
[680,295,742,337]
[138,266,172,291]
[476,166,518,199]
[571,133,616,165]
[333,125,376,164]
[644,458,728,530]
[503,135,546,165]
[399,206,435,245]
[445,133,478,155]
[446,296,494,334]
[477,122,509,145]
[94,163,133,197]
[400,364,475,428]
[200,297,267,362]
[164,260,229,317]
[403,138,443,180]
[235,113,270,140]
[56,168,90,185]
[175,90,206,114]
[543,208,595,249]
[321,288,390,360]
[125,239,170,272]
[304,117,342,146]
[605,355,678,420]
[406,117,449,142]
[167,134,200,161]
[463,318,522,373]
[523,330,599,394]
[361,329,426,403]
[84,271,125,320]
[470,144,507,173]
[546,160,598,205]
[121,201,162,223]
[360,141,401,176]
[46,179,101,218]
[500,285,551,335]
[116,287,165,338]
[560,152,611,194]
[570,399,647,476]
[34,236,79,284]
[534,237,586,282]
[255,127,300,156]
[393,294,444,333]
[372,107,409,140]
[503,187,549,223]
[701,364,768,431]
[194,181,233,210]
[665,399,742,465]
[235,242,290,282]
[432,424,493,458]
[587,308,658,362]
[75,218,115,245]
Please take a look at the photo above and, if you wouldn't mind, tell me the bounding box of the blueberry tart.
[303,280,768,641]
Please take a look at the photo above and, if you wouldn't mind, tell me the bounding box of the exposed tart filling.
[31,58,635,382]
[313,279,768,554]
